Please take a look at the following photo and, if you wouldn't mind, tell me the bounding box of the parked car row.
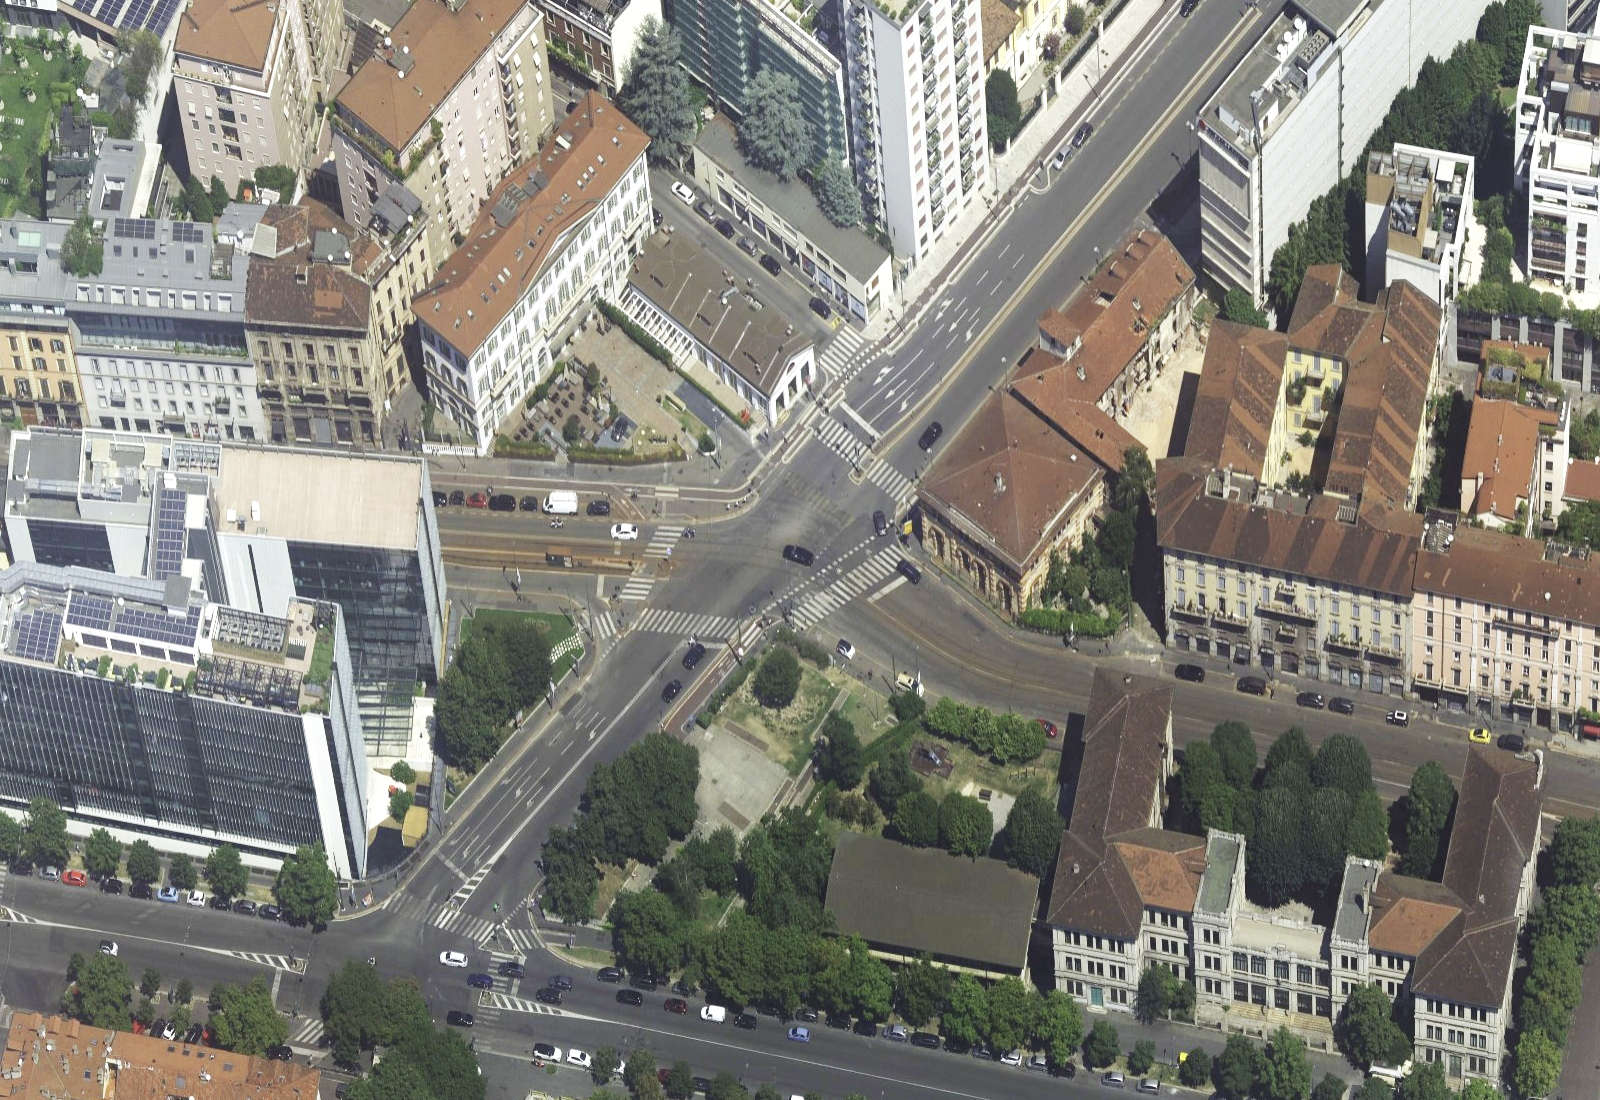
[41,868,283,918]
[431,489,612,516]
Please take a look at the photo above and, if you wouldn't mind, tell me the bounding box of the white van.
[895,672,924,698]
[543,490,578,515]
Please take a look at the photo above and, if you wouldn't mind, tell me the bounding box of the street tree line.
[63,951,287,1055]
[435,611,553,771]
[596,1047,871,1100]
[320,959,485,1099]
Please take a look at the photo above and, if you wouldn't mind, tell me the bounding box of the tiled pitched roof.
[1564,456,1600,503]
[1412,522,1600,624]
[246,202,377,331]
[1111,827,1207,912]
[1183,320,1286,475]
[1007,348,1141,473]
[1366,874,1464,958]
[981,0,1020,62]
[1460,399,1554,522]
[175,0,278,71]
[1154,457,1422,597]
[918,388,1102,572]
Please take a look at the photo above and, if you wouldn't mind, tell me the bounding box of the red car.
[1036,718,1059,739]
[664,998,689,1014]
[466,492,489,508]
[61,870,88,886]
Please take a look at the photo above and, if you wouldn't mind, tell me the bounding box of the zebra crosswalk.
[476,990,561,1016]
[644,525,682,559]
[629,608,738,638]
[790,547,904,630]
[817,326,865,383]
[0,906,36,924]
[289,1018,325,1049]
[589,606,617,642]
[430,904,539,954]
[617,575,655,602]
[227,951,302,972]
[811,416,917,509]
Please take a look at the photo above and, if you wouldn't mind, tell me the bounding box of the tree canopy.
[618,19,698,165]
[1334,983,1410,1068]
[985,69,1021,149]
[273,843,339,925]
[435,612,552,769]
[752,646,802,709]
[998,785,1062,876]
[61,216,103,276]
[126,839,160,886]
[209,977,288,1055]
[738,69,812,179]
[62,952,131,1028]
[813,159,863,228]
[813,711,864,788]
[204,844,248,901]
[23,797,69,868]
[83,828,121,879]
[583,732,700,866]
[938,793,992,858]
[1399,761,1456,879]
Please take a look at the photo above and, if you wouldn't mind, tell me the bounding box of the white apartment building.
[1364,144,1477,311]
[413,94,651,454]
[1540,0,1599,33]
[841,0,988,269]
[1198,0,1491,302]
[1515,25,1600,297]
[172,0,317,196]
[333,0,555,264]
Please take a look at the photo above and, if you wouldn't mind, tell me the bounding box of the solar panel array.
[116,605,203,648]
[66,592,114,632]
[82,0,179,36]
[10,610,61,664]
[112,218,156,240]
[151,488,186,581]
[170,222,205,244]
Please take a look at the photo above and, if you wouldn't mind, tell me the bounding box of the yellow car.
[1468,727,1492,744]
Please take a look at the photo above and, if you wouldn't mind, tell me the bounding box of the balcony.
[1211,608,1248,632]
[1492,614,1559,639]
[1364,643,1404,666]
[1171,603,1207,624]
[1257,599,1317,626]
[1324,635,1361,657]
[1273,625,1300,645]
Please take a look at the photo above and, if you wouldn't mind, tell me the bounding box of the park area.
[0,33,89,218]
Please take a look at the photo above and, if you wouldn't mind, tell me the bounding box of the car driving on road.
[782,544,815,567]
[439,951,469,968]
[610,523,639,541]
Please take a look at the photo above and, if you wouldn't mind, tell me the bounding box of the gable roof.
[1411,521,1600,625]
[1366,874,1464,958]
[918,388,1102,572]
[1564,455,1600,504]
[1111,828,1208,912]
[1183,320,1286,475]
[175,0,279,71]
[246,202,380,331]
[1460,399,1554,522]
[1007,348,1141,472]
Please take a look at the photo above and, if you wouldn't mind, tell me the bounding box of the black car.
[1174,663,1205,683]
[760,254,782,276]
[694,200,716,222]
[1056,1061,1079,1079]
[431,491,448,507]
[586,499,611,516]
[852,1019,878,1037]
[632,974,659,991]
[825,1013,852,1030]
[488,493,517,512]
[130,882,154,900]
[100,878,124,895]
[1237,676,1268,695]
[233,899,257,915]
[734,1012,759,1030]
[652,206,663,228]
[448,490,465,506]
[1329,697,1356,715]
[266,1045,293,1062]
[683,642,707,670]
[661,679,683,703]
[794,1007,819,1023]
[183,1024,204,1045]
[499,961,526,978]
[446,1011,474,1027]
[1498,732,1528,752]
[208,895,231,911]
[1296,691,1326,709]
[897,559,922,584]
[520,495,540,511]
[808,296,832,320]
[617,989,645,1006]
[715,218,735,239]
[259,904,283,920]
[1073,122,1094,148]
[535,987,564,1005]
[942,1035,972,1055]
[917,421,944,451]
[554,973,579,989]
[693,1079,713,1096]
[1179,0,1198,13]
[911,1032,941,1049]
[782,544,815,567]
[873,510,889,537]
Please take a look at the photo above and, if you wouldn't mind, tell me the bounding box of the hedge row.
[1019,606,1121,638]
[597,299,673,367]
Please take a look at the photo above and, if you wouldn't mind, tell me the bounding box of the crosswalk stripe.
[644,525,683,559]
[227,951,301,971]
[631,608,738,637]
[291,1019,324,1045]
[618,577,654,601]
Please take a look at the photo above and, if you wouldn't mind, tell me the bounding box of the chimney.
[993,472,1005,494]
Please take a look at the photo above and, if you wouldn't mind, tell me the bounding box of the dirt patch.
[910,741,956,778]
[716,664,842,775]
[1124,321,1209,459]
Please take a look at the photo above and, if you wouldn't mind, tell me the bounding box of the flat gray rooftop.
[1296,0,1366,35]
[1198,831,1241,914]
[1335,859,1383,942]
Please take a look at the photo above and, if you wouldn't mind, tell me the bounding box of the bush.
[698,658,753,725]
[388,790,413,822]
[390,761,416,784]
[752,646,801,709]
[562,415,583,445]
[772,626,832,668]
[1127,1040,1156,1076]
[1179,1048,1212,1087]
[1019,606,1121,637]
[889,690,925,721]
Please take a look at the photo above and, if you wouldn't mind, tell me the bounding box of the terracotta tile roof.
[1025,230,1194,409]
[1111,827,1207,912]
[1286,268,1439,506]
[1412,522,1600,624]
[1183,320,1286,475]
[1367,875,1464,958]
[1154,457,1422,597]
[175,0,278,71]
[918,388,1102,572]
[1459,400,1554,522]
[1007,349,1141,473]
[981,0,1020,62]
[413,93,648,356]
[1564,456,1600,503]
[246,202,378,331]
[1,1012,321,1099]
[337,0,533,150]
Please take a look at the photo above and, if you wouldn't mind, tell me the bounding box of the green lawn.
[0,36,90,218]
[459,607,583,680]
[720,664,842,775]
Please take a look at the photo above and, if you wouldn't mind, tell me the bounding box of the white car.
[1000,1049,1024,1066]
[98,940,118,957]
[835,638,856,661]
[439,950,470,968]
[186,889,206,907]
[566,1049,592,1069]
[610,523,639,541]
[670,181,696,205]
[700,1005,727,1023]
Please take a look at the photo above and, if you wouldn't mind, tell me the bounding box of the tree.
[1133,965,1171,1024]
[1259,1027,1312,1100]
[210,977,289,1054]
[1334,984,1409,1069]
[1064,2,1086,33]
[752,646,801,709]
[814,711,864,788]
[1177,741,1230,829]
[588,1045,621,1084]
[1346,788,1389,861]
[204,844,248,902]
[1547,814,1600,887]
[1399,762,1456,878]
[1179,1049,1212,1088]
[737,808,833,931]
[1221,290,1268,327]
[1394,1061,1449,1100]
[891,789,941,847]
[1249,785,1306,906]
[1082,1020,1119,1069]
[985,69,1021,149]
[1310,734,1372,800]
[208,175,229,213]
[1457,1081,1497,1100]
[998,786,1062,876]
[1311,1073,1346,1100]
[1512,1028,1562,1100]
[84,828,121,879]
[274,842,338,925]
[182,177,215,224]
[707,1073,747,1100]
[562,414,583,445]
[893,955,950,1027]
[173,978,193,1006]
[868,753,921,815]
[1353,1080,1392,1100]
[126,839,160,886]
[738,68,812,179]
[1210,722,1257,788]
[940,973,987,1046]
[938,793,993,857]
[391,760,417,784]
[1520,934,1582,1042]
[1034,990,1083,1071]
[63,952,131,1027]
[626,1051,662,1093]
[254,164,297,195]
[120,28,163,102]
[1212,1034,1260,1100]
[980,976,1038,1053]
[1302,787,1354,894]
[1115,445,1156,512]
[1525,884,1600,964]
[61,215,103,276]
[812,159,862,228]
[611,888,687,980]
[617,19,697,164]
[541,824,598,923]
[22,797,69,869]
[140,967,161,999]
[584,733,699,867]
[389,789,414,822]
[812,935,892,1022]
[168,853,198,891]
[1098,508,1136,569]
